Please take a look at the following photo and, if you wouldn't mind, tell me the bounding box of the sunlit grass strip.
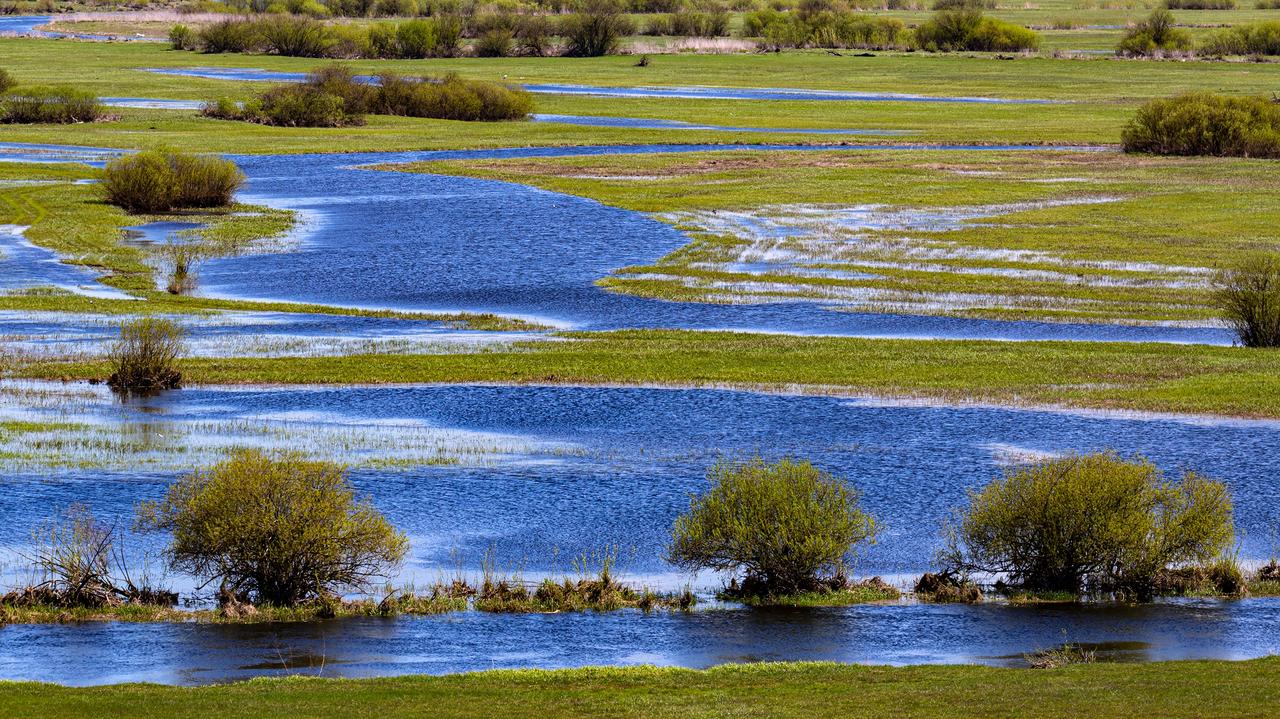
[3,658,1280,718]
[16,330,1280,418]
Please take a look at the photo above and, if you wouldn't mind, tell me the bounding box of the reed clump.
[103,149,245,213]
[106,317,186,392]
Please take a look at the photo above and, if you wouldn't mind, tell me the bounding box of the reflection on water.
[3,383,1279,581]
[1,598,1277,686]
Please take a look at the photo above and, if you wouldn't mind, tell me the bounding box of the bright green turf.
[3,659,1280,718]
[18,330,1280,418]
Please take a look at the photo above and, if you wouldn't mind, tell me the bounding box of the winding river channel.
[0,126,1263,683]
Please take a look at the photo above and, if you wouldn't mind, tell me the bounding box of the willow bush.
[103,150,244,213]
[1117,9,1192,56]
[941,452,1235,598]
[915,7,1040,51]
[666,458,877,597]
[0,86,100,124]
[1121,93,1280,158]
[1213,254,1280,348]
[139,450,409,606]
[106,317,186,392]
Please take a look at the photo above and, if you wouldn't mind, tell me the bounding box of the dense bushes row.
[1163,0,1234,8]
[2,444,1262,612]
[643,8,731,37]
[1201,21,1280,56]
[667,452,1241,601]
[204,65,532,126]
[104,149,246,214]
[1121,92,1280,158]
[915,7,1039,51]
[1119,11,1280,57]
[0,71,100,124]
[176,1,634,56]
[741,6,1035,51]
[744,8,912,49]
[1,86,101,124]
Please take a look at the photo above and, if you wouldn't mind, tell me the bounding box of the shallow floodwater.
[0,140,1225,343]
[0,225,133,299]
[0,15,123,40]
[198,146,1225,344]
[2,598,1279,685]
[4,383,1279,576]
[2,383,1280,684]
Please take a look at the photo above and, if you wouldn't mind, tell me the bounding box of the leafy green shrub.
[306,63,376,114]
[257,83,359,127]
[104,149,244,212]
[1164,0,1234,7]
[562,0,635,56]
[666,458,877,596]
[0,69,13,95]
[515,14,554,55]
[396,17,439,58]
[669,9,731,36]
[1200,21,1280,56]
[941,452,1235,598]
[1,86,101,124]
[373,72,533,120]
[475,28,515,56]
[1117,9,1191,56]
[260,14,333,56]
[107,317,186,391]
[1213,254,1280,348]
[916,7,1039,51]
[198,18,264,53]
[1120,92,1280,158]
[169,23,197,50]
[139,449,409,606]
[744,8,912,49]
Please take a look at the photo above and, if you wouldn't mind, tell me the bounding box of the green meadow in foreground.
[3,659,1280,719]
[20,330,1280,418]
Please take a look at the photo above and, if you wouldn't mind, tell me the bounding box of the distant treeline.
[172,2,1041,57]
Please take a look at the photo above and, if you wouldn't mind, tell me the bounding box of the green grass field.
[3,659,1280,718]
[19,330,1280,418]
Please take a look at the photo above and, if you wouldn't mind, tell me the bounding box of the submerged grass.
[405,149,1280,325]
[4,658,1280,718]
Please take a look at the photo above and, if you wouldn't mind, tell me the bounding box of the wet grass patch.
[20,329,1280,418]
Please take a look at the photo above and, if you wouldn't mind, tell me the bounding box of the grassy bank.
[0,162,537,330]
[17,330,1280,418]
[3,659,1280,718]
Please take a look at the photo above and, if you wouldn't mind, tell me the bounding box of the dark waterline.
[2,598,1278,686]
